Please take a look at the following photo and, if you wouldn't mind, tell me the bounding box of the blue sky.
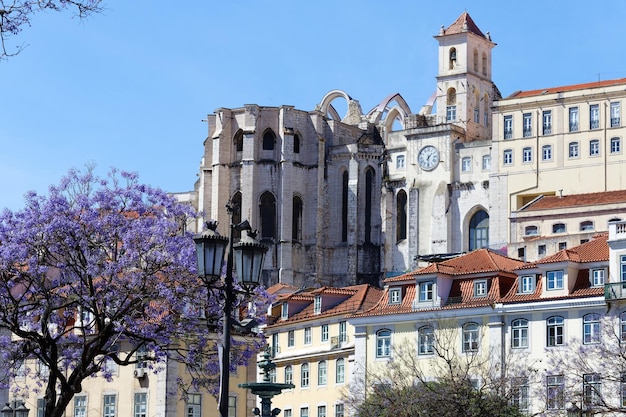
[2,1,626,211]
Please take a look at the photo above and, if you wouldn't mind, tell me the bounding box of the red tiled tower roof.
[443,11,487,39]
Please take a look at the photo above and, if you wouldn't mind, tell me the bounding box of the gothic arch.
[464,206,489,251]
[317,89,353,121]
[365,93,412,125]
[259,191,277,240]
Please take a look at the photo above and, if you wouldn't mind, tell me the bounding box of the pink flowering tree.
[0,167,268,417]
[0,0,104,59]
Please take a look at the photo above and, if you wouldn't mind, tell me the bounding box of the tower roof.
[441,11,488,39]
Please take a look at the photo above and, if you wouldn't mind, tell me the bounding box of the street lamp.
[194,205,268,417]
[1,401,29,417]
[239,346,295,417]
[567,402,591,417]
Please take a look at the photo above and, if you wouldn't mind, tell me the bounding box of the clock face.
[418,145,440,171]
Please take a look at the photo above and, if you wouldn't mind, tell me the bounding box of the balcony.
[590,120,600,129]
[611,117,621,128]
[605,282,626,301]
[523,129,533,138]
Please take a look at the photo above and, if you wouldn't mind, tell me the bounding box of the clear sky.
[2,1,626,211]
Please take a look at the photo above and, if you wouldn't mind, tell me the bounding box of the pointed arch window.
[231,192,242,239]
[262,130,275,151]
[469,210,489,250]
[292,195,303,241]
[473,49,478,72]
[294,134,301,154]
[396,190,407,242]
[260,192,276,240]
[482,52,487,76]
[365,168,374,243]
[341,171,348,242]
[234,130,244,153]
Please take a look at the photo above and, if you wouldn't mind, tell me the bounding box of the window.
[552,223,566,234]
[523,113,532,137]
[300,407,309,417]
[583,374,601,406]
[281,303,288,319]
[538,244,546,256]
[519,276,535,294]
[511,377,529,411]
[260,192,277,239]
[186,393,201,417]
[314,296,322,314]
[134,393,147,417]
[622,255,626,282]
[591,269,605,287]
[317,406,326,417]
[542,144,552,161]
[285,365,293,385]
[446,88,457,121]
[511,319,529,348]
[396,190,407,242]
[419,281,434,302]
[517,247,525,260]
[583,313,601,344]
[542,110,552,135]
[547,316,564,346]
[469,210,489,250]
[503,149,513,165]
[418,326,434,355]
[611,137,621,153]
[590,139,600,156]
[269,368,276,383]
[396,154,405,169]
[135,345,148,369]
[449,48,457,69]
[482,154,491,171]
[339,321,347,343]
[262,130,275,150]
[522,147,532,163]
[284,410,292,417]
[271,333,279,357]
[461,157,471,172]
[569,107,579,132]
[590,104,600,129]
[474,107,479,123]
[474,280,487,297]
[504,115,513,139]
[292,196,303,241]
[234,130,244,153]
[288,330,295,347]
[336,358,345,384]
[524,225,538,236]
[341,171,348,242]
[335,404,344,417]
[301,363,310,387]
[304,327,311,345]
[462,323,479,352]
[558,242,567,250]
[611,102,621,127]
[569,141,579,158]
[546,270,564,290]
[74,396,87,417]
[389,288,402,304]
[321,325,329,342]
[484,95,489,126]
[547,375,565,409]
[228,397,236,417]
[376,329,391,358]
[293,133,301,154]
[103,394,116,417]
[37,399,45,417]
[318,361,327,386]
[580,220,594,231]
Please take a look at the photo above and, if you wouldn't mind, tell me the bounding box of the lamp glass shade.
[14,402,29,417]
[234,236,268,287]
[1,404,13,417]
[194,233,228,278]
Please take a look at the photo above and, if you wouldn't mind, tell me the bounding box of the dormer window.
[474,280,488,297]
[418,281,434,302]
[389,288,402,305]
[546,270,564,290]
[314,295,322,314]
[591,269,605,287]
[519,276,535,294]
[281,303,288,319]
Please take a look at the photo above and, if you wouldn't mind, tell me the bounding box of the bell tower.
[434,12,496,141]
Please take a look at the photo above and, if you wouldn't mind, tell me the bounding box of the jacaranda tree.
[0,166,267,417]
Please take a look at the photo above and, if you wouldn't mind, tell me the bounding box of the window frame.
[590,104,600,130]
[285,365,293,385]
[418,281,434,302]
[474,280,488,297]
[611,101,621,127]
[546,316,564,347]
[482,154,491,171]
[389,287,402,304]
[314,296,322,315]
[569,107,579,132]
[462,322,480,352]
[318,360,327,386]
[546,375,565,410]
[461,156,472,172]
[503,149,513,165]
[552,223,566,234]
[542,110,552,135]
[134,393,147,417]
[301,363,310,387]
[321,324,329,342]
[74,395,87,417]
[418,325,434,355]
[288,330,295,347]
[569,141,580,158]
[335,358,345,384]
[591,269,605,287]
[524,225,538,236]
[522,147,533,163]
[511,318,529,349]
[376,329,392,358]
[523,113,532,137]
[103,394,116,417]
[519,275,535,294]
[583,373,602,406]
[186,393,202,417]
[542,144,552,161]
[304,327,312,345]
[504,115,513,139]
[611,137,621,154]
[590,139,600,156]
[546,270,564,290]
[583,313,601,345]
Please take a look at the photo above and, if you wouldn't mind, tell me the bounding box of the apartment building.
[264,285,382,417]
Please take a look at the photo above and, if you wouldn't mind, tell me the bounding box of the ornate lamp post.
[239,346,295,417]
[194,204,268,417]
[1,401,29,417]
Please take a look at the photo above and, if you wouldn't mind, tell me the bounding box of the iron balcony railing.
[605,282,626,300]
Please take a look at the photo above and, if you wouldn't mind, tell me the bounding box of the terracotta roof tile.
[530,234,608,266]
[509,77,626,99]
[521,190,626,211]
[443,11,487,38]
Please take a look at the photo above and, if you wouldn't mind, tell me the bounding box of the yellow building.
[264,284,382,417]
[490,78,626,255]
